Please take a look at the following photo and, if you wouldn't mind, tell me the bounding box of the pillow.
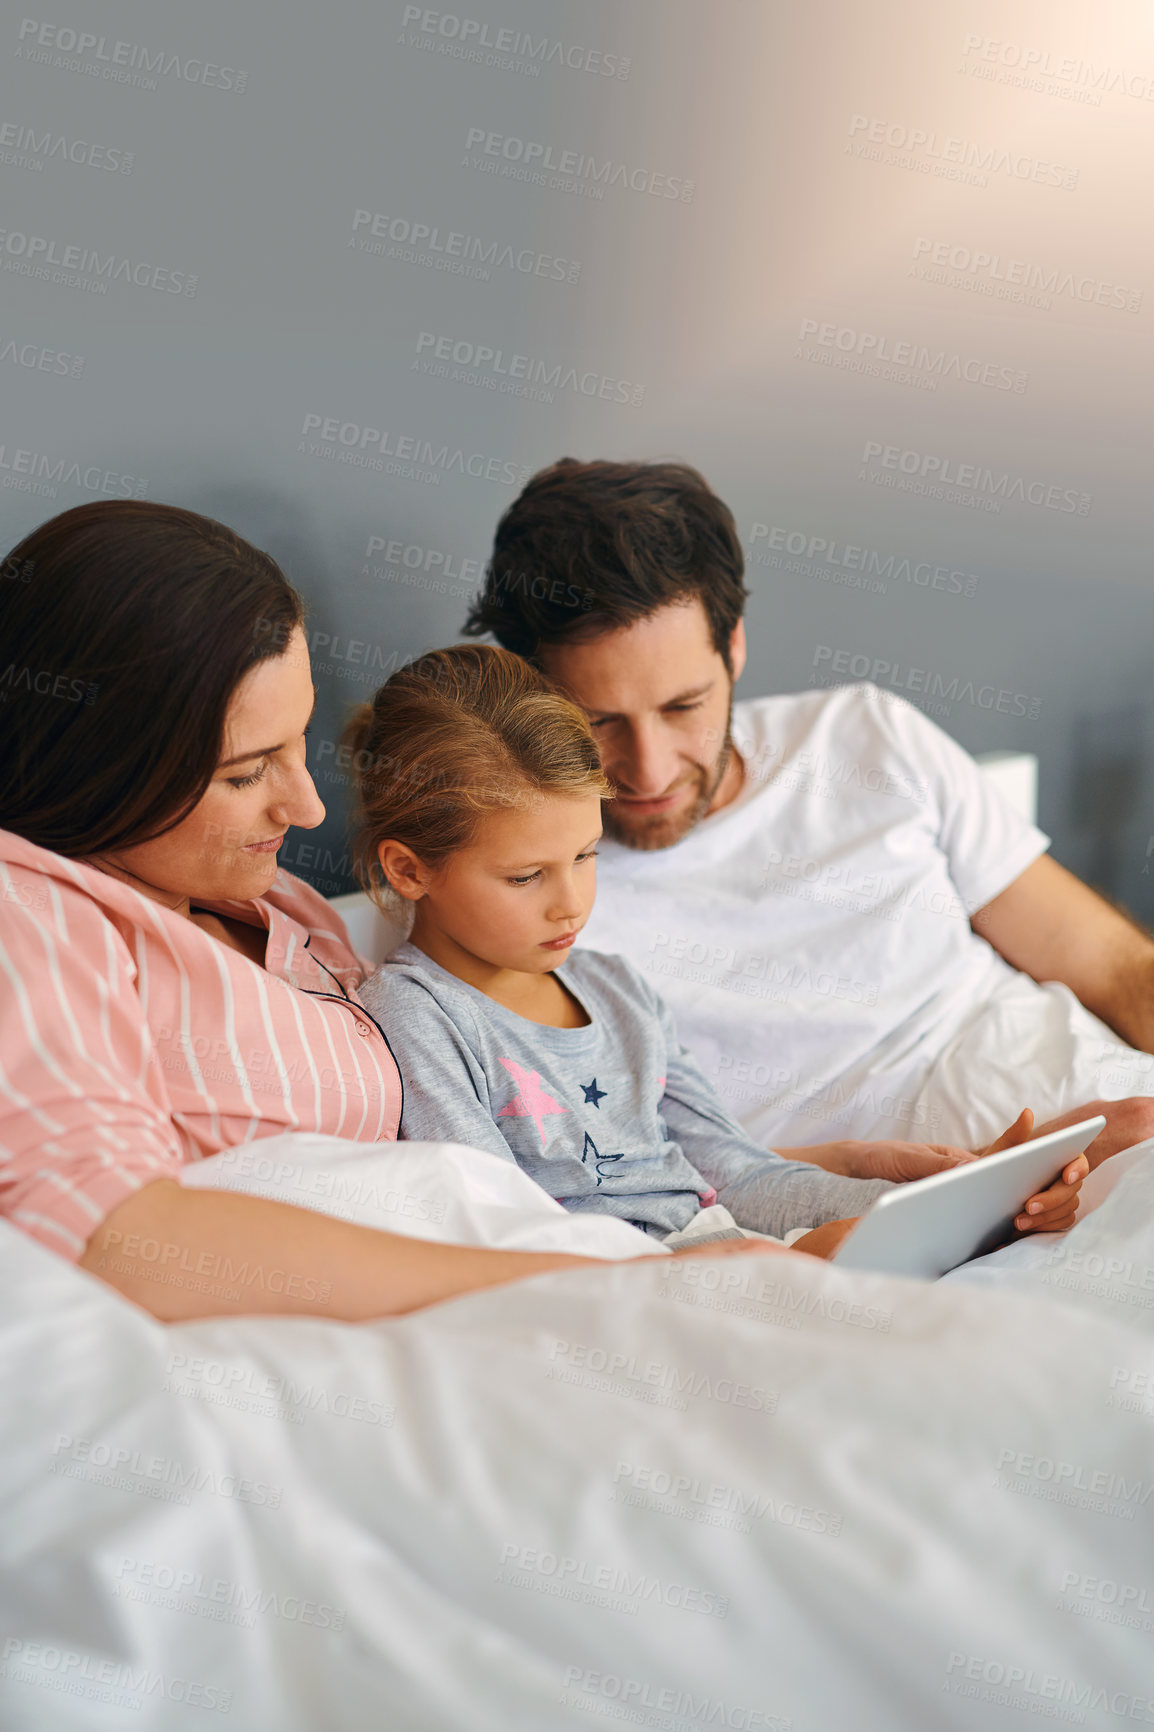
[180,1133,662,1260]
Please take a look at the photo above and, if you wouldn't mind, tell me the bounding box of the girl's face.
[401,791,602,975]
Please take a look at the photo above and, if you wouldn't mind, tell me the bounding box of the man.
[464,457,1154,1182]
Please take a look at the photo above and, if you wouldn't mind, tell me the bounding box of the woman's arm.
[80,1178,782,1321]
[80,1177,602,1322]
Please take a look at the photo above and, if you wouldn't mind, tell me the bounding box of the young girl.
[351,647,1075,1258]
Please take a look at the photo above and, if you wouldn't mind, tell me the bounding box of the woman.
[0,500,774,1322]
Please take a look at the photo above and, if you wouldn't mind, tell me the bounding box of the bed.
[3,1129,1153,1731]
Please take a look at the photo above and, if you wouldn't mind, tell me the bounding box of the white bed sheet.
[914,971,1154,1148]
[3,1136,1154,1731]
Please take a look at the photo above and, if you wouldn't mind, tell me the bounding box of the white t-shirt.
[578,683,1051,1148]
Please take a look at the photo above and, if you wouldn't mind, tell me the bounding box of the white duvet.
[3,1135,1154,1731]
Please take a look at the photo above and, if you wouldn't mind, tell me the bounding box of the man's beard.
[602,718,735,853]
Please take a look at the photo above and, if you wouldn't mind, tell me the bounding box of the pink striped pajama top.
[0,828,403,1260]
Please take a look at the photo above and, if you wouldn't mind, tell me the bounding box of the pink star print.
[496,1056,568,1147]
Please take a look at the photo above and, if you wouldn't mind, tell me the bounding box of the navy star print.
[581,1078,607,1108]
[581,1131,624,1186]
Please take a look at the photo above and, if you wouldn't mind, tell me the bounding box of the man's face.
[539,600,746,851]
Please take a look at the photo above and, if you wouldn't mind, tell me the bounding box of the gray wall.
[4,0,1154,912]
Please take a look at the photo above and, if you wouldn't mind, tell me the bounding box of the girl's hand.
[787,1139,978,1183]
[976,1108,1088,1233]
[789,1109,1088,1232]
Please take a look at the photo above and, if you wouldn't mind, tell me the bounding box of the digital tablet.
[830,1115,1106,1279]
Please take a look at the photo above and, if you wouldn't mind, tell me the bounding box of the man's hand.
[1018,1097,1154,1173]
[984,1095,1154,1231]
[784,1138,978,1183]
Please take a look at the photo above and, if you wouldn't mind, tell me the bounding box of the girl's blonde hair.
[345,643,612,907]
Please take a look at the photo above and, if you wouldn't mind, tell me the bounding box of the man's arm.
[971,854,1154,1053]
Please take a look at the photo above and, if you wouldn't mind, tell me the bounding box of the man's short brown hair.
[463,457,749,666]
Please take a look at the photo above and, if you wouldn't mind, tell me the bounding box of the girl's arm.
[81,1177,602,1321]
[652,1003,893,1239]
[774,1111,1086,1233]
